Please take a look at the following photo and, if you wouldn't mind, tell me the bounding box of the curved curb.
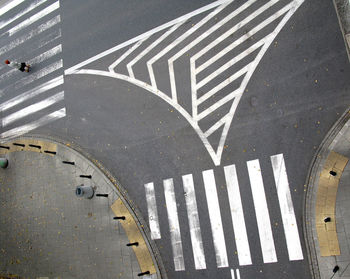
[1,134,167,279]
[303,107,350,279]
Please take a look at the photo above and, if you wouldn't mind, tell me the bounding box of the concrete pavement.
[0,136,164,279]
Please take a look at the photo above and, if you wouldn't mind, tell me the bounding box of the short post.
[0,158,8,169]
[324,217,331,223]
[75,185,94,199]
[329,265,339,279]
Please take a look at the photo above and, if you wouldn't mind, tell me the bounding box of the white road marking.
[64,0,231,75]
[0,0,25,17]
[247,159,277,263]
[163,178,185,271]
[0,45,62,84]
[0,0,48,31]
[1,107,66,140]
[144,182,161,240]
[182,174,206,270]
[224,164,252,266]
[270,154,303,261]
[231,269,236,279]
[2,91,64,127]
[6,1,59,37]
[0,15,60,56]
[202,169,228,268]
[0,76,64,111]
[236,269,241,279]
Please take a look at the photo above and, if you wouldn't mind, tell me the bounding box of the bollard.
[138,271,150,276]
[126,242,139,247]
[75,185,94,199]
[0,158,8,169]
[96,194,108,197]
[324,217,331,223]
[113,216,126,220]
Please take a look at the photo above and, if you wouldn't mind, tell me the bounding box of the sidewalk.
[305,108,350,279]
[0,136,164,279]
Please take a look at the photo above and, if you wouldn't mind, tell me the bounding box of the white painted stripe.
[0,76,64,112]
[65,0,231,75]
[204,114,229,138]
[182,174,206,270]
[6,1,59,36]
[224,164,252,266]
[236,269,241,279]
[0,45,62,84]
[0,0,25,17]
[10,60,63,92]
[270,154,303,261]
[1,107,66,140]
[231,269,235,279]
[37,27,61,50]
[196,0,294,74]
[0,15,60,56]
[2,91,64,127]
[147,2,230,89]
[0,0,48,31]
[144,182,161,240]
[163,178,185,271]
[202,169,228,268]
[247,159,277,263]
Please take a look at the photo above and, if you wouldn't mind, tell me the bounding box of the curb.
[1,134,167,279]
[303,107,350,279]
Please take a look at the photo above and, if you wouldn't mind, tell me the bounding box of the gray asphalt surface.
[1,0,350,278]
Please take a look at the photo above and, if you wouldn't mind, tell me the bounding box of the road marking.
[1,108,66,140]
[224,164,252,266]
[144,182,161,240]
[0,76,64,111]
[0,15,60,56]
[182,174,206,270]
[2,91,64,127]
[270,154,303,261]
[163,178,185,271]
[202,169,228,268]
[247,159,277,263]
[0,0,48,31]
[5,1,59,37]
[0,0,25,17]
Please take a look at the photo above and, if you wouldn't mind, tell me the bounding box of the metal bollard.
[0,158,8,169]
[75,185,94,199]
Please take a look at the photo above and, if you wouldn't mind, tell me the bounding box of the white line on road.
[144,182,161,240]
[1,107,66,140]
[202,169,228,268]
[2,91,64,127]
[247,159,277,263]
[270,154,303,261]
[0,0,25,17]
[224,164,252,266]
[6,1,59,37]
[182,174,206,270]
[164,178,185,271]
[0,75,64,111]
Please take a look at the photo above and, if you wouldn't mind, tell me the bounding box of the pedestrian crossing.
[0,0,65,140]
[144,153,303,272]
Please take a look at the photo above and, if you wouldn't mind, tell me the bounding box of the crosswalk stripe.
[2,91,64,127]
[0,0,48,31]
[224,164,252,266]
[202,169,229,268]
[270,154,303,261]
[163,178,185,271]
[5,1,59,37]
[182,174,206,270]
[1,107,65,139]
[247,159,277,263]
[0,15,60,56]
[0,0,25,17]
[144,182,161,240]
[0,75,64,111]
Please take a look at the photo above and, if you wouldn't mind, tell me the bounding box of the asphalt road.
[1,0,350,278]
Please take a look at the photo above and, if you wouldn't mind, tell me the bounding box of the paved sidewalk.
[305,108,350,279]
[0,136,163,279]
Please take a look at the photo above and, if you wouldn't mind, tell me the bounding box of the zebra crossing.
[144,153,303,272]
[0,0,65,140]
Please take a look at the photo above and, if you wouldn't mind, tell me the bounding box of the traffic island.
[0,137,165,279]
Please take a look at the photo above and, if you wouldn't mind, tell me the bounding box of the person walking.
[5,59,30,72]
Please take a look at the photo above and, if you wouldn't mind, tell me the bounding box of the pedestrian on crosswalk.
[5,59,30,72]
